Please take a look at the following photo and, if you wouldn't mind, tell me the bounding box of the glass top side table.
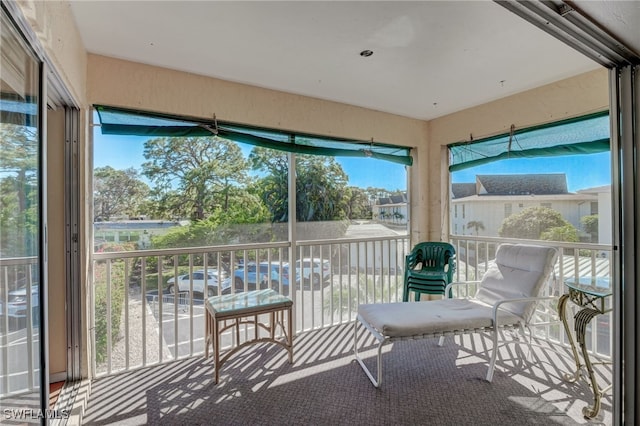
[558,276,612,419]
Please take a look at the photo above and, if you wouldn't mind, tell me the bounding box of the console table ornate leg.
[558,294,582,382]
[574,307,604,419]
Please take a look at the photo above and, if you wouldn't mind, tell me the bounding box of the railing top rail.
[296,234,409,246]
[93,241,291,260]
[92,234,411,260]
[0,256,38,266]
[448,234,612,251]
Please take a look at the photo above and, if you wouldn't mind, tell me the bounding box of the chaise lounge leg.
[486,328,499,382]
[354,316,385,388]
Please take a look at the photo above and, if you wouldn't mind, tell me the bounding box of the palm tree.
[466,220,485,236]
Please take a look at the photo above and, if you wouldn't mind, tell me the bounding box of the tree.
[296,155,349,222]
[466,220,485,236]
[581,214,599,242]
[540,225,579,242]
[498,206,577,242]
[152,193,271,248]
[345,186,372,220]
[93,166,149,220]
[142,136,249,221]
[248,147,289,222]
[249,148,350,222]
[0,123,39,256]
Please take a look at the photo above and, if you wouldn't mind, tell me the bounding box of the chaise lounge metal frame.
[353,243,559,388]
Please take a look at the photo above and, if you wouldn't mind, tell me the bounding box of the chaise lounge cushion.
[357,299,522,338]
[357,244,558,339]
[474,244,557,321]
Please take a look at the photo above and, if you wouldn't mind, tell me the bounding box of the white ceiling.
[69,1,616,121]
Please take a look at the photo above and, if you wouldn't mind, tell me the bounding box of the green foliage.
[94,166,149,220]
[466,220,485,235]
[581,214,599,242]
[296,155,349,222]
[345,186,372,220]
[498,206,577,241]
[152,194,271,248]
[0,123,39,256]
[93,257,128,364]
[540,224,579,242]
[249,148,350,223]
[142,136,249,220]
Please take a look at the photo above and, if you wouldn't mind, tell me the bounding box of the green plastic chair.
[403,242,456,302]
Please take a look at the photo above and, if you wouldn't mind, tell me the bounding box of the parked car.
[167,269,226,297]
[296,258,331,286]
[261,262,300,295]
[221,262,297,294]
[0,283,39,325]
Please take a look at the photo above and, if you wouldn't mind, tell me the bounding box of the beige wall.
[17,0,88,107]
[86,54,431,242]
[424,68,609,241]
[86,55,424,147]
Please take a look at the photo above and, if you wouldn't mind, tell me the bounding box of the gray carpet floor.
[83,323,612,425]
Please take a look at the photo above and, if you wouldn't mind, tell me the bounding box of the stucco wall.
[426,68,609,241]
[17,0,88,106]
[86,54,431,241]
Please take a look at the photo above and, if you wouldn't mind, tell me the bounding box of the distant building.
[576,185,612,245]
[94,220,187,249]
[372,192,408,226]
[451,174,609,243]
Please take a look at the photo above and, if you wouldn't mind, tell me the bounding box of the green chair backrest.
[405,241,456,283]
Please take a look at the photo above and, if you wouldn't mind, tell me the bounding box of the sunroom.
[1,1,638,425]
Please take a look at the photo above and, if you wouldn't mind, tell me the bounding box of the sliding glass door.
[0,6,45,420]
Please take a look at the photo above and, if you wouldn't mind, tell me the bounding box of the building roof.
[577,185,611,194]
[450,193,596,203]
[476,173,568,195]
[451,183,477,199]
[376,193,407,205]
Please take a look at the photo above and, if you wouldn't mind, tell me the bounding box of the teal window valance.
[448,111,610,172]
[95,105,413,166]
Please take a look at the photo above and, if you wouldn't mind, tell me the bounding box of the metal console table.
[558,276,612,419]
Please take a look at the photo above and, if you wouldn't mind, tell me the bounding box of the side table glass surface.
[206,288,292,316]
[564,276,611,313]
[564,276,612,297]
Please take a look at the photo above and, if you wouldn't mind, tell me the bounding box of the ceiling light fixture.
[360,50,373,57]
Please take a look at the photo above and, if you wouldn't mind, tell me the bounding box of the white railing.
[91,235,410,376]
[91,234,614,377]
[0,256,39,397]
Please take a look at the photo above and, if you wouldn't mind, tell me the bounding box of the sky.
[93,132,611,194]
[93,132,409,192]
[451,151,611,192]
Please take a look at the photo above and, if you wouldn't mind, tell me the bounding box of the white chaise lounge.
[354,243,559,388]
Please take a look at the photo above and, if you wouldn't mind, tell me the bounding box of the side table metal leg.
[574,307,604,419]
[558,294,582,382]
